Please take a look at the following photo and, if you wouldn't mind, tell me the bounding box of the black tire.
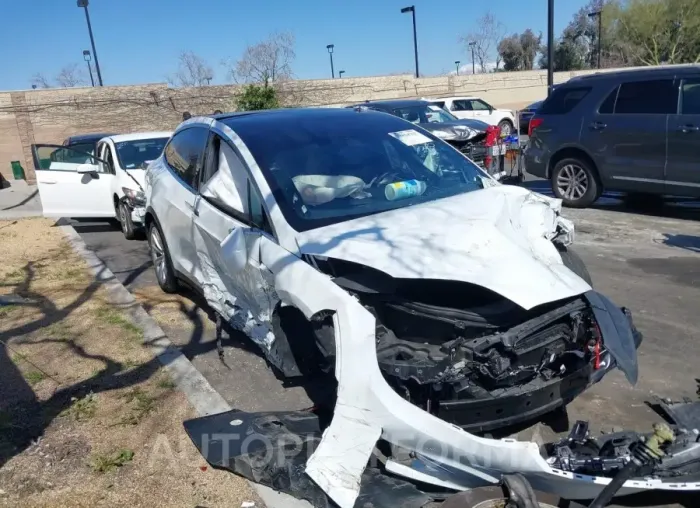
[551,157,600,208]
[498,119,514,136]
[148,222,178,293]
[441,485,585,508]
[558,245,593,286]
[119,200,137,240]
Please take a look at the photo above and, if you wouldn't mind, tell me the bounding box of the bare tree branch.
[226,31,296,86]
[167,51,214,87]
[30,73,52,89]
[55,64,88,88]
[459,12,506,73]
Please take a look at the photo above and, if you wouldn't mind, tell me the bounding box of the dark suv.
[524,65,700,207]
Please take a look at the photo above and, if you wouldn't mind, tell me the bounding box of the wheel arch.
[547,145,600,183]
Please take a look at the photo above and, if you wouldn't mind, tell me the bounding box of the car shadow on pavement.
[0,261,163,469]
[660,233,700,253]
[520,180,700,222]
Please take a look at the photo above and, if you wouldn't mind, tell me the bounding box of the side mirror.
[76,163,98,174]
[220,227,248,272]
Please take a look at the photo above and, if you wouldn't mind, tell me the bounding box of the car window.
[680,78,700,115]
[163,127,209,188]
[34,145,99,171]
[199,133,220,187]
[538,87,591,115]
[66,142,95,155]
[452,100,470,111]
[599,86,619,114]
[470,100,491,111]
[431,101,446,109]
[614,79,677,114]
[115,138,168,170]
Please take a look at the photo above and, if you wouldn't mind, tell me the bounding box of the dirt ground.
[0,218,261,507]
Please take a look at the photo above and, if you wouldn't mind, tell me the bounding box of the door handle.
[589,121,607,131]
[677,124,699,133]
[43,180,57,184]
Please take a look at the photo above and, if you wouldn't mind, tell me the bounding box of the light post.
[339,70,345,78]
[83,50,95,87]
[588,10,602,69]
[455,60,460,75]
[326,44,335,79]
[204,76,212,85]
[468,41,476,74]
[77,0,103,86]
[547,0,554,95]
[400,6,419,78]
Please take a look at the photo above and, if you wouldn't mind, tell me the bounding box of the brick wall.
[0,66,632,183]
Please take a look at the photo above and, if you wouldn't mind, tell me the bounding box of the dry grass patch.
[0,218,261,508]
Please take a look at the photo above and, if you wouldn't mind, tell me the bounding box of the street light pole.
[77,0,103,86]
[326,44,335,79]
[83,50,95,87]
[401,6,419,78]
[588,10,602,69]
[339,70,345,78]
[468,41,476,74]
[455,60,460,75]
[547,0,554,95]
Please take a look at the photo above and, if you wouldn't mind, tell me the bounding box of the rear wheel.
[148,222,178,293]
[498,119,513,136]
[551,157,600,208]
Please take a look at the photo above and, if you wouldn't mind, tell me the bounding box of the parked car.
[425,96,516,135]
[347,99,494,166]
[518,100,542,134]
[145,108,641,441]
[525,65,700,207]
[62,132,115,155]
[33,131,171,239]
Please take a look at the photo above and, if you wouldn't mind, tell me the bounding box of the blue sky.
[0,0,589,90]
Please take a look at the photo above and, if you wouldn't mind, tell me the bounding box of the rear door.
[449,99,472,119]
[581,78,675,193]
[32,144,115,218]
[666,76,700,197]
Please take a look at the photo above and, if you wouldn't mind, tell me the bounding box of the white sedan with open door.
[33,131,170,239]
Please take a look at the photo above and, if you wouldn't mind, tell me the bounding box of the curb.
[58,219,310,508]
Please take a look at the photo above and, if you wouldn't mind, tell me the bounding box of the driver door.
[469,99,494,122]
[32,144,116,218]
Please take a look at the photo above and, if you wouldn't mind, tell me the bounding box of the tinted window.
[163,127,208,187]
[452,100,470,111]
[35,145,98,170]
[115,138,168,170]
[431,101,446,108]
[66,142,95,155]
[470,100,490,111]
[105,146,115,174]
[599,86,619,114]
[199,134,220,187]
[681,78,700,115]
[538,87,591,115]
[615,79,677,114]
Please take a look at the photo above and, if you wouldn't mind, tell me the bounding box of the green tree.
[497,29,542,71]
[236,84,280,111]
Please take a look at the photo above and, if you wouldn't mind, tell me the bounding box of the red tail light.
[528,117,543,137]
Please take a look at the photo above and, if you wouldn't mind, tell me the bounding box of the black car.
[62,132,115,156]
[518,100,542,134]
[525,65,700,207]
[348,99,492,165]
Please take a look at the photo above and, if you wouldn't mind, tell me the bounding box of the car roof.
[348,99,431,109]
[568,64,700,83]
[106,131,172,143]
[64,132,115,144]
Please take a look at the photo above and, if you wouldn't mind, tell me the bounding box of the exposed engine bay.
[310,255,641,431]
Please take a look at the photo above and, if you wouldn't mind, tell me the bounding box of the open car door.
[32,144,116,218]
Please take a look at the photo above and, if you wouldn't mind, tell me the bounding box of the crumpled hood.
[124,169,146,191]
[296,185,590,310]
[420,119,489,141]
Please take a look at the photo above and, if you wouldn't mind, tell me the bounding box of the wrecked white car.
[143,109,698,507]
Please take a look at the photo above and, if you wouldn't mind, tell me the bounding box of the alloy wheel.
[556,164,589,201]
[149,227,167,284]
[120,203,129,235]
[499,122,512,136]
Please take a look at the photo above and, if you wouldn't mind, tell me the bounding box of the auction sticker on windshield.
[389,129,432,146]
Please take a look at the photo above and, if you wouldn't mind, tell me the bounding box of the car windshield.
[392,104,458,124]
[227,110,489,232]
[115,138,168,169]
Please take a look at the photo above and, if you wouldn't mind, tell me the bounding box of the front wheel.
[148,222,178,293]
[119,200,137,240]
[551,157,600,208]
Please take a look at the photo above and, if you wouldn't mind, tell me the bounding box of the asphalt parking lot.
[71,179,700,507]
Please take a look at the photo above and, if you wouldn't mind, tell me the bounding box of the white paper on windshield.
[389,129,432,146]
